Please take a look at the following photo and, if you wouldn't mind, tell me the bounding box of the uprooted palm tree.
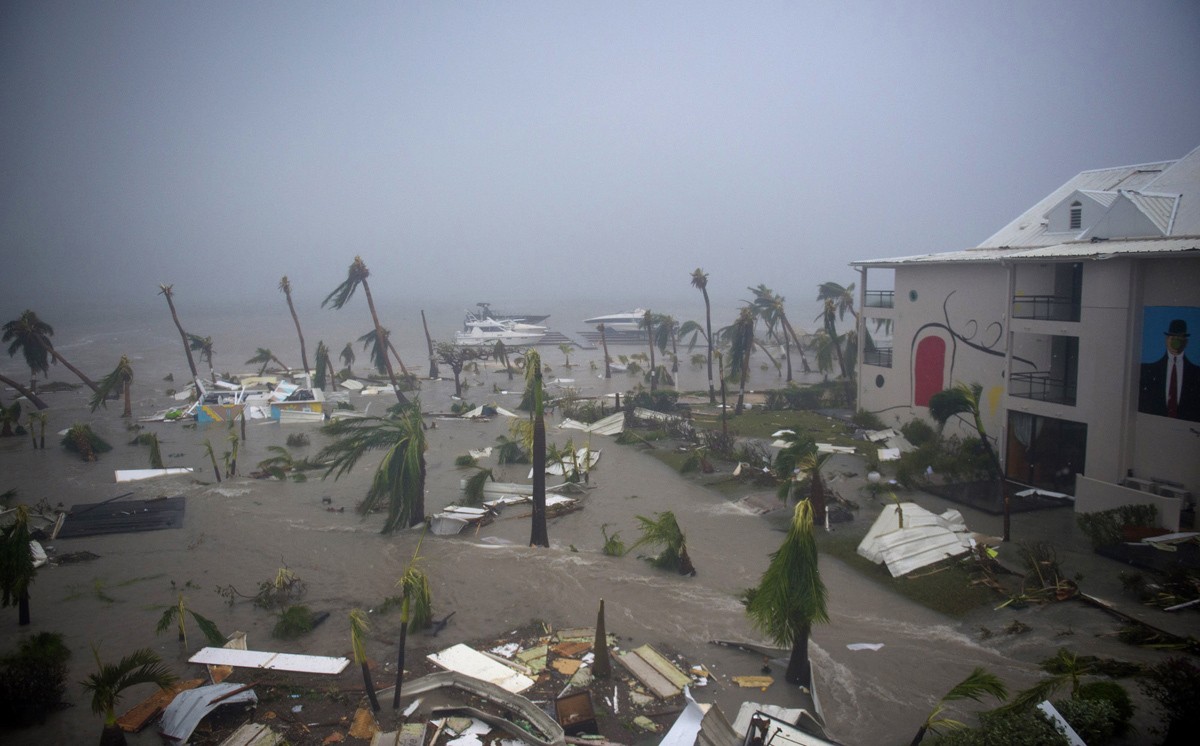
[319,404,427,533]
[1,399,22,437]
[691,268,717,403]
[928,382,1007,540]
[911,667,1007,745]
[0,374,47,410]
[3,309,99,393]
[155,594,225,650]
[745,498,828,687]
[62,423,112,462]
[313,341,335,391]
[324,256,409,406]
[158,284,200,385]
[81,645,176,746]
[631,511,695,575]
[89,356,135,417]
[245,348,289,376]
[279,276,311,374]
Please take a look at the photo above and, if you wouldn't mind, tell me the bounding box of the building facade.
[853,147,1200,530]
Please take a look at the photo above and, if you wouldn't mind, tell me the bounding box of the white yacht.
[454,313,546,347]
[582,309,647,332]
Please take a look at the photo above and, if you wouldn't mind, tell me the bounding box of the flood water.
[0,299,1175,745]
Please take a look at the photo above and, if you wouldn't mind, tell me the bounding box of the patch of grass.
[692,409,857,445]
[817,531,997,617]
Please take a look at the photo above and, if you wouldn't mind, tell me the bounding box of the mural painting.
[1138,306,1200,422]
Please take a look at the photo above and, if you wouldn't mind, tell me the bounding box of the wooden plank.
[616,650,679,699]
[116,678,203,732]
[632,645,693,690]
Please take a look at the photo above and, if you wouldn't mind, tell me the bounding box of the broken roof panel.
[427,643,536,694]
[188,647,350,675]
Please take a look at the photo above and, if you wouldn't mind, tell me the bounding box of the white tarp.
[857,503,974,577]
[559,411,625,436]
[427,643,535,694]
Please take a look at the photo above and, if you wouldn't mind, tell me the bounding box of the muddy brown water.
[0,303,1181,744]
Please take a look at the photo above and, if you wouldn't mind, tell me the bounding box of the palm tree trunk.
[785,624,811,686]
[529,412,549,547]
[781,315,812,373]
[47,347,99,392]
[284,288,310,374]
[910,725,929,746]
[392,622,408,709]
[18,592,30,626]
[360,280,409,407]
[645,313,656,393]
[163,292,200,383]
[122,380,131,418]
[592,600,611,679]
[783,333,793,382]
[421,310,438,379]
[361,661,380,711]
[755,340,780,374]
[599,325,611,379]
[702,288,715,403]
[99,722,128,746]
[0,374,48,410]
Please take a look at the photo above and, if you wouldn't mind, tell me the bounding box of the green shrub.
[932,709,1067,745]
[0,631,71,726]
[1054,696,1120,745]
[1139,656,1200,744]
[454,454,477,467]
[763,385,823,411]
[273,605,316,639]
[851,409,885,429]
[901,418,936,446]
[624,388,680,413]
[1076,681,1134,737]
[1076,504,1158,550]
[286,433,311,447]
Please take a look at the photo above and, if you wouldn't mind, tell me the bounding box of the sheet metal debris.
[428,643,536,693]
[857,503,974,577]
[159,683,258,742]
[114,468,195,482]
[57,496,186,538]
[188,647,350,675]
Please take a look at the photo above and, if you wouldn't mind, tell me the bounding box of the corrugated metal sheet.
[1124,192,1178,234]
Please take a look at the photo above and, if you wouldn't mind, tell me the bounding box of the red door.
[914,336,946,406]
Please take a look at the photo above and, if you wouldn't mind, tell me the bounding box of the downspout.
[1001,260,1016,477]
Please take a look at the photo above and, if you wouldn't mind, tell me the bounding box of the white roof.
[853,236,1200,267]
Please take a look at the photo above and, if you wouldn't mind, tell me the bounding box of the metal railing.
[862,346,893,368]
[1009,371,1076,405]
[864,290,894,309]
[1011,294,1080,322]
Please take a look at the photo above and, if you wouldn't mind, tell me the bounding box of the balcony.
[864,290,894,309]
[1009,371,1076,406]
[1011,294,1081,322]
[862,346,893,368]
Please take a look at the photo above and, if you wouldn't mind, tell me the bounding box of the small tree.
[349,609,380,712]
[745,499,827,686]
[155,593,225,650]
[0,504,35,625]
[911,667,1007,745]
[81,646,176,746]
[391,539,433,709]
[929,382,1008,540]
[631,511,695,575]
[89,355,135,418]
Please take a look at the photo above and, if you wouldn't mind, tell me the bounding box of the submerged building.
[853,146,1200,530]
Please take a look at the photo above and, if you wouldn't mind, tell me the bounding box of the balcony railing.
[862,346,893,368]
[1011,294,1080,322]
[1009,371,1076,406]
[864,290,894,309]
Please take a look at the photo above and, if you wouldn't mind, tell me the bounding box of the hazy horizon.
[3,1,1199,317]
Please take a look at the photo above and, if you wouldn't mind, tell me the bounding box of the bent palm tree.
[155,594,225,650]
[631,511,694,575]
[392,541,433,709]
[245,348,289,375]
[81,646,176,746]
[721,307,756,413]
[158,284,200,384]
[911,667,1007,745]
[928,382,1007,539]
[319,405,427,533]
[3,310,99,392]
[641,311,657,392]
[745,499,828,687]
[0,374,47,410]
[323,256,409,407]
[691,268,716,403]
[279,276,311,374]
[313,341,334,391]
[89,356,135,417]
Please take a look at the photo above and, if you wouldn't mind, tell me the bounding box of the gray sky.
[2,0,1198,313]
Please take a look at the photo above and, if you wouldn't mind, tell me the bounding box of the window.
[1069,201,1082,230]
